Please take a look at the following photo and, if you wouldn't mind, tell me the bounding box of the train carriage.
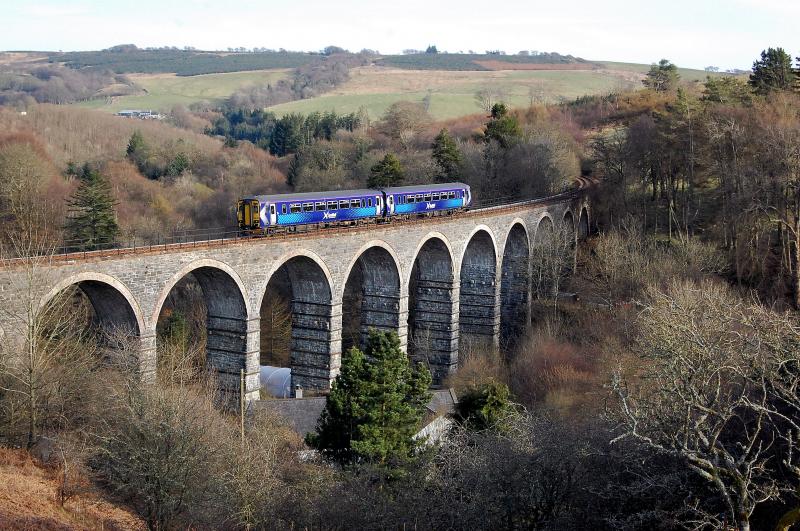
[384,183,471,216]
[238,189,384,231]
[237,182,471,232]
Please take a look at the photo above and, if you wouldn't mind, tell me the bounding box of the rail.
[1,184,589,266]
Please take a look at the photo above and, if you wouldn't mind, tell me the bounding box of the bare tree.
[0,232,100,448]
[474,88,505,114]
[531,221,575,304]
[611,280,788,531]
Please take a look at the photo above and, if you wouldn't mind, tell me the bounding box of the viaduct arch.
[0,194,589,402]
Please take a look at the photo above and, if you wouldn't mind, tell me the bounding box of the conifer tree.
[431,128,463,182]
[125,130,150,173]
[642,59,680,92]
[483,103,522,149]
[309,330,431,466]
[749,47,795,95]
[64,164,119,249]
[368,153,404,188]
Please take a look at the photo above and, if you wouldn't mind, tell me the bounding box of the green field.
[77,69,289,113]
[267,68,637,120]
[596,61,717,82]
[71,58,723,119]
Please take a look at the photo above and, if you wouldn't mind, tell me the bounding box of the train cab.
[237,198,262,232]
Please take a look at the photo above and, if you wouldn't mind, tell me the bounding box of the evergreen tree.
[431,128,463,182]
[368,153,404,188]
[64,164,119,249]
[643,59,680,92]
[749,47,796,95]
[125,130,150,172]
[484,103,522,149]
[309,330,432,466]
[795,56,800,93]
[455,381,515,432]
[269,113,306,156]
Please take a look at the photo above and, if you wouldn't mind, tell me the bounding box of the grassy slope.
[596,61,714,81]
[0,448,145,529]
[77,69,289,113]
[69,58,717,119]
[267,67,636,120]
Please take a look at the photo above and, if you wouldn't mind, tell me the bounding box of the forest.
[1,46,800,529]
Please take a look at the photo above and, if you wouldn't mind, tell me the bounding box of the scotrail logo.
[426,202,436,210]
[323,211,337,220]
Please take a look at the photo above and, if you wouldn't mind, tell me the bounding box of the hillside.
[267,65,641,120]
[49,48,314,75]
[77,69,290,113]
[0,448,145,530]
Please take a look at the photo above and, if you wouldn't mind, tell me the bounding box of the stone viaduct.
[0,193,589,403]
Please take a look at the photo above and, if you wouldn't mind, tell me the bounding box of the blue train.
[237,182,472,231]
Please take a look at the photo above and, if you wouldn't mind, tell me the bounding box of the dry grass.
[0,104,223,167]
[0,447,145,530]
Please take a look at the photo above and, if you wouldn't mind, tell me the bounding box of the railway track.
[1,179,593,267]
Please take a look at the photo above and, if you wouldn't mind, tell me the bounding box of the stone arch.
[406,232,456,288]
[257,249,334,311]
[41,272,144,336]
[341,244,403,353]
[154,260,256,402]
[153,259,250,327]
[534,214,555,245]
[578,206,590,239]
[563,210,575,236]
[458,229,499,352]
[500,222,531,348]
[408,234,457,385]
[37,272,151,379]
[260,252,337,392]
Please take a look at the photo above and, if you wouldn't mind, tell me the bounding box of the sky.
[1,0,797,70]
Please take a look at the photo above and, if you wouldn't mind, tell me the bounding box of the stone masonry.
[0,196,589,403]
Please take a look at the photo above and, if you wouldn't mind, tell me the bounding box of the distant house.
[116,109,163,120]
[253,388,458,447]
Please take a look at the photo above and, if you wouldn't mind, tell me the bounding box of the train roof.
[384,182,469,194]
[243,183,469,203]
[247,188,381,203]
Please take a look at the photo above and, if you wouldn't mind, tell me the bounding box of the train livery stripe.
[276,207,377,226]
[393,198,463,215]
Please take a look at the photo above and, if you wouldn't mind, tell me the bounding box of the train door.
[238,200,254,229]
[269,204,277,225]
[387,194,395,215]
[374,195,382,216]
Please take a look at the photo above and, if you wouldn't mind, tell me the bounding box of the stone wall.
[0,198,590,402]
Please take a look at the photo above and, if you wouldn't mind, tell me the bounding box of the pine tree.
[455,381,515,432]
[64,164,119,249]
[309,330,432,467]
[483,103,522,149]
[642,59,680,92]
[749,47,795,95]
[125,130,150,173]
[368,153,404,188]
[431,128,463,183]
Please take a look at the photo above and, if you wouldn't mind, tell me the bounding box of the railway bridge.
[0,192,590,402]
